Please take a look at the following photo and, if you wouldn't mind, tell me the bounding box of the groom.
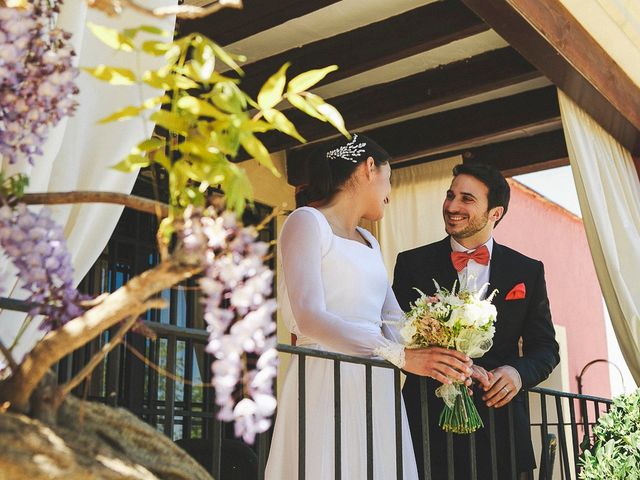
[393,163,560,479]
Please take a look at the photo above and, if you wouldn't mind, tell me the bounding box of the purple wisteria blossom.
[179,206,278,444]
[0,203,86,330]
[0,1,79,165]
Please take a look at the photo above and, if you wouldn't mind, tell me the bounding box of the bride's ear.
[363,156,375,181]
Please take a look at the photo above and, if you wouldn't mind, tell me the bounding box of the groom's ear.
[490,206,504,223]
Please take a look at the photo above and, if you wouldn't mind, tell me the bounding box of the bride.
[264,134,472,479]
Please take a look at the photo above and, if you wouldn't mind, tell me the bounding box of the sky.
[514,166,637,396]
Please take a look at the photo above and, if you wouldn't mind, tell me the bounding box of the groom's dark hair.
[452,163,510,225]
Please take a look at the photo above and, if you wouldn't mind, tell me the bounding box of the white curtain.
[0,0,176,363]
[559,89,640,384]
[376,156,461,278]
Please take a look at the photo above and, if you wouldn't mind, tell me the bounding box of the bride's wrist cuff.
[373,341,406,369]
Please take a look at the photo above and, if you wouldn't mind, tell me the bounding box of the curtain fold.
[0,0,176,363]
[558,89,640,383]
[376,156,461,278]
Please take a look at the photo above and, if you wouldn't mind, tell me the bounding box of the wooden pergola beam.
[461,0,640,154]
[236,0,489,96]
[287,86,560,185]
[254,47,540,156]
[393,129,569,177]
[178,0,342,46]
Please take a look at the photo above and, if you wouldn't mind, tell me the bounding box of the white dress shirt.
[450,236,494,296]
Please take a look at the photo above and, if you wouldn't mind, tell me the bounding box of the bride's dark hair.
[297,133,391,207]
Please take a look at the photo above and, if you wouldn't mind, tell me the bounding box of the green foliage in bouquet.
[83,22,348,243]
[579,389,640,480]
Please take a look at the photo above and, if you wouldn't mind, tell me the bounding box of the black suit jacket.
[393,237,560,479]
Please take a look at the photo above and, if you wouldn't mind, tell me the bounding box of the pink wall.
[493,180,611,397]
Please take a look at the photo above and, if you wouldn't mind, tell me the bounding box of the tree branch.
[0,260,202,412]
[84,0,243,19]
[21,191,169,218]
[54,298,167,402]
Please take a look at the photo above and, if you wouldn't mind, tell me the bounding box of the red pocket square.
[505,282,526,300]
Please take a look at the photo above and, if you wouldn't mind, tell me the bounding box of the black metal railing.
[0,299,612,480]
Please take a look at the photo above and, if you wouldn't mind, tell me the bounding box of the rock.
[0,395,213,480]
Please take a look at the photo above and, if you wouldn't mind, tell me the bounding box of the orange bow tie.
[451,245,490,272]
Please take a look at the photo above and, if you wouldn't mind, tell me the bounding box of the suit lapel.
[432,237,459,292]
[488,241,513,310]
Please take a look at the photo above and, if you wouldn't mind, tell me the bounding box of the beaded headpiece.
[326,134,367,163]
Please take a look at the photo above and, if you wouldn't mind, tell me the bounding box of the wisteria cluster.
[0,203,86,330]
[0,1,79,165]
[179,206,278,444]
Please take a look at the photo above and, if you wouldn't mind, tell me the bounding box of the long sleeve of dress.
[280,210,405,368]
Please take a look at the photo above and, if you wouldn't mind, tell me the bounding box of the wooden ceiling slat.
[255,47,540,156]
[237,0,489,96]
[395,129,568,176]
[179,0,343,46]
[287,86,560,185]
[461,0,640,154]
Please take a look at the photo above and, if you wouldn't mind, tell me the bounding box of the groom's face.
[442,174,493,244]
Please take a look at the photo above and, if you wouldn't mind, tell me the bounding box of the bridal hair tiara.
[326,134,367,163]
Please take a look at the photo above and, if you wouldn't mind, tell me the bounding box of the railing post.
[298,353,306,480]
[419,377,432,480]
[334,359,342,480]
[365,364,374,480]
[394,368,403,479]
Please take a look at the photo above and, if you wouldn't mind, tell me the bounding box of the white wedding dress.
[264,207,418,480]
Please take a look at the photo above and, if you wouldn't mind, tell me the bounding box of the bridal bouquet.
[400,280,498,433]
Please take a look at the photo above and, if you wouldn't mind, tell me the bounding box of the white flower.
[400,320,417,343]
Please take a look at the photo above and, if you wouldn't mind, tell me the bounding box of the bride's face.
[360,160,391,221]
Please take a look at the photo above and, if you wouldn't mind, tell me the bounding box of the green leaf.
[153,150,171,171]
[287,93,325,121]
[151,110,190,135]
[142,40,173,56]
[177,96,225,119]
[138,25,170,37]
[287,65,338,94]
[83,65,136,85]
[136,137,165,152]
[143,71,199,90]
[240,133,280,177]
[258,62,289,111]
[97,105,143,124]
[209,82,246,113]
[264,109,305,142]
[87,22,135,52]
[210,41,245,75]
[112,154,149,172]
[97,95,168,124]
[306,93,350,137]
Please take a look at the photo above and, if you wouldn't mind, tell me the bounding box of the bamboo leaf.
[258,62,290,111]
[240,133,280,177]
[210,40,245,75]
[136,137,165,152]
[143,71,199,90]
[83,65,136,85]
[264,109,305,143]
[177,96,225,119]
[142,41,173,56]
[112,154,149,172]
[97,105,143,124]
[287,93,325,121]
[287,65,338,94]
[306,93,350,137]
[87,22,135,52]
[97,95,167,124]
[151,110,190,135]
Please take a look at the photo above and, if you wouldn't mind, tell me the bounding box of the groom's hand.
[470,365,493,391]
[404,347,472,385]
[482,365,522,408]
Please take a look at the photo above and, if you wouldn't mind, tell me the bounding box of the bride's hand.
[403,347,473,384]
